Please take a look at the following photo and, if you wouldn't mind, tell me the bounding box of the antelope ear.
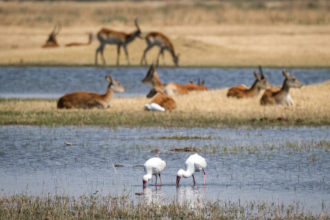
[201,80,205,86]
[146,88,158,98]
[282,71,290,78]
[253,71,260,80]
[105,75,112,82]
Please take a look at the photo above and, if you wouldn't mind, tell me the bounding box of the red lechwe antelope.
[42,23,61,48]
[144,87,177,111]
[260,71,303,106]
[140,31,180,66]
[141,65,208,96]
[95,19,141,66]
[57,75,125,109]
[227,66,272,98]
[65,33,93,47]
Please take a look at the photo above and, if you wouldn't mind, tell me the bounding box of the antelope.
[141,65,208,96]
[57,75,125,109]
[227,66,272,98]
[260,71,303,106]
[65,33,93,47]
[42,23,61,48]
[140,31,180,66]
[95,19,141,66]
[185,79,208,92]
[144,87,177,111]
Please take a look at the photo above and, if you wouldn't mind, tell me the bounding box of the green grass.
[0,194,325,219]
[1,110,325,128]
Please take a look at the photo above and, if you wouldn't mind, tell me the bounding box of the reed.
[0,81,329,127]
[0,194,325,219]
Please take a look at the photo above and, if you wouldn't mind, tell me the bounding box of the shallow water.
[0,67,329,98]
[0,126,329,214]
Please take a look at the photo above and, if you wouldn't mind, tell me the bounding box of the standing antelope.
[144,87,177,111]
[42,23,61,48]
[260,71,303,106]
[57,75,125,109]
[142,65,208,96]
[65,33,93,47]
[95,19,141,66]
[227,66,272,98]
[140,31,180,66]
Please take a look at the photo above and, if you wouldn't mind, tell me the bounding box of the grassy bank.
[0,1,330,67]
[0,81,329,127]
[0,194,326,219]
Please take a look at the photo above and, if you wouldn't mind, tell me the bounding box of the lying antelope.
[65,33,93,47]
[140,31,180,66]
[42,23,61,48]
[260,71,303,106]
[144,87,177,111]
[95,19,141,66]
[142,65,208,96]
[227,66,271,98]
[57,75,125,109]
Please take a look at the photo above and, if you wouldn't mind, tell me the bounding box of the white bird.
[176,153,207,186]
[143,157,166,187]
[144,103,165,112]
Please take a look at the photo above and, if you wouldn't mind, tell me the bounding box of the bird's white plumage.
[143,157,166,182]
[177,153,207,178]
[144,103,165,112]
[185,153,207,173]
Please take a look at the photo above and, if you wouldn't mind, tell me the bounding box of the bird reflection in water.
[176,185,207,208]
[143,186,165,205]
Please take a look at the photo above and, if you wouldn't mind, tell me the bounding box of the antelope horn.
[258,65,264,77]
[54,23,61,36]
[134,18,140,30]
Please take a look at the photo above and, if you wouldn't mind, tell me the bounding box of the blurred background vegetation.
[0,0,329,27]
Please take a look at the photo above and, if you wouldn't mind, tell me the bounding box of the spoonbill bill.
[143,157,166,187]
[176,153,207,186]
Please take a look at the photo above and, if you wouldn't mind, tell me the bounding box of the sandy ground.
[0,25,330,67]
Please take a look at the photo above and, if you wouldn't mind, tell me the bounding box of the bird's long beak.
[143,180,147,188]
[176,176,181,187]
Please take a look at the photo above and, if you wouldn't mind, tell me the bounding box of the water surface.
[0,126,329,214]
[0,67,329,98]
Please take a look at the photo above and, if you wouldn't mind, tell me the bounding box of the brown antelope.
[140,32,180,66]
[95,19,141,66]
[260,71,303,106]
[142,65,208,96]
[185,79,208,92]
[145,87,177,111]
[57,75,125,109]
[227,66,271,98]
[65,33,93,47]
[42,23,61,48]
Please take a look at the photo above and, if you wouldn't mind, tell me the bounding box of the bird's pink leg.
[159,174,162,185]
[155,174,158,185]
[192,174,196,185]
[203,169,206,185]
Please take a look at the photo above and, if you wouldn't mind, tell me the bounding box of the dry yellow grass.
[1,80,329,127]
[0,1,329,67]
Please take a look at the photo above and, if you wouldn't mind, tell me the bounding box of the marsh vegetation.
[0,194,326,219]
